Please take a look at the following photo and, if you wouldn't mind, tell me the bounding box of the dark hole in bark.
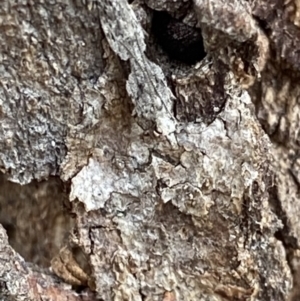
[0,173,72,268]
[151,10,206,65]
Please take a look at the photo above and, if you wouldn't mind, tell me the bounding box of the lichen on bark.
[0,0,299,300]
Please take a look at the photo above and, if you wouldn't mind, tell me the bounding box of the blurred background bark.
[0,0,299,300]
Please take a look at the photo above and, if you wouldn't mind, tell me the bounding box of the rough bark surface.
[0,0,299,301]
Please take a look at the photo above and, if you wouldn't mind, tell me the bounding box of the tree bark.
[0,0,299,300]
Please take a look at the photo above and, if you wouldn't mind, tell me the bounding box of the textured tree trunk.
[0,0,299,300]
